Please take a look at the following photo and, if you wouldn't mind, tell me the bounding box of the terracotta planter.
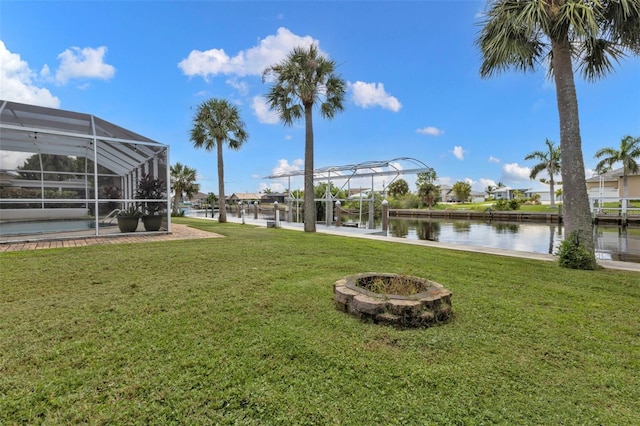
[142,215,163,231]
[117,216,139,233]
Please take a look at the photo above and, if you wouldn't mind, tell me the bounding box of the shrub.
[492,198,522,211]
[388,193,421,209]
[556,231,598,270]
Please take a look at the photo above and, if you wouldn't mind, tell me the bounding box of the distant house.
[347,188,368,199]
[260,192,287,204]
[0,170,20,186]
[190,192,209,207]
[586,167,640,198]
[437,185,485,203]
[525,189,562,204]
[493,187,530,200]
[438,185,453,202]
[470,190,486,203]
[227,193,261,204]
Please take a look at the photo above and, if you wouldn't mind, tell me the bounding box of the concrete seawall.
[389,209,640,226]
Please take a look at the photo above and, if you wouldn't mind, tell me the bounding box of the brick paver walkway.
[0,224,221,253]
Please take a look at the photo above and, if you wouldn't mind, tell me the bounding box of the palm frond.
[189,99,248,151]
[262,44,345,125]
[477,0,547,78]
[601,0,640,54]
[479,0,640,79]
[576,37,626,81]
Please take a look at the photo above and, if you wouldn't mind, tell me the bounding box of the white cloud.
[40,64,51,78]
[178,27,318,80]
[479,178,497,189]
[178,28,404,114]
[0,41,60,107]
[252,96,280,124]
[502,162,531,181]
[271,158,303,176]
[488,155,501,163]
[349,81,401,112]
[452,146,465,160]
[226,78,250,96]
[263,159,304,191]
[416,126,444,136]
[259,182,285,193]
[0,151,32,169]
[438,176,454,186]
[55,46,115,84]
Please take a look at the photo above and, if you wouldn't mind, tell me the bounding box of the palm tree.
[485,185,497,199]
[525,138,561,208]
[263,44,346,232]
[170,162,200,214]
[190,98,248,223]
[477,0,640,259]
[594,135,640,207]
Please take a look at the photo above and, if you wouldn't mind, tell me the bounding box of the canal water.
[189,209,639,263]
[387,218,640,263]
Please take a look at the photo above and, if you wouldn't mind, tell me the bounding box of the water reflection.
[388,218,639,263]
[420,221,441,241]
[492,223,520,234]
[595,226,639,263]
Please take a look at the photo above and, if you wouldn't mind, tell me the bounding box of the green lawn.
[1,218,639,425]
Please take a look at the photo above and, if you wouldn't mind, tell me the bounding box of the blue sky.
[2,1,639,195]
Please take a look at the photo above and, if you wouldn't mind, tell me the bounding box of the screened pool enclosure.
[0,100,170,240]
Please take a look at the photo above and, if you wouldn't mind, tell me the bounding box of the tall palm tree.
[263,44,346,232]
[190,98,248,223]
[525,138,561,208]
[170,162,200,214]
[594,135,640,206]
[477,0,640,260]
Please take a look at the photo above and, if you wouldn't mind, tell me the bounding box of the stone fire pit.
[334,273,453,328]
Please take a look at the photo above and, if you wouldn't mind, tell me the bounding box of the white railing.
[590,197,640,216]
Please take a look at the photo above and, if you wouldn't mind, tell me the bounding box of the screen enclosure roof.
[0,100,167,176]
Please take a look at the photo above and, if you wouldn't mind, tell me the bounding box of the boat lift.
[263,157,434,228]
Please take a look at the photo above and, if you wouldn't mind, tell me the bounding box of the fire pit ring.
[334,273,453,328]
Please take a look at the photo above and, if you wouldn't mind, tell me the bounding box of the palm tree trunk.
[551,37,594,253]
[217,140,227,223]
[549,176,556,209]
[173,190,181,214]
[303,103,316,232]
[623,173,629,210]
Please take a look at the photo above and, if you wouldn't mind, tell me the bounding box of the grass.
[1,217,639,424]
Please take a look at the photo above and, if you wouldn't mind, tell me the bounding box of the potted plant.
[136,174,166,231]
[116,205,141,232]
